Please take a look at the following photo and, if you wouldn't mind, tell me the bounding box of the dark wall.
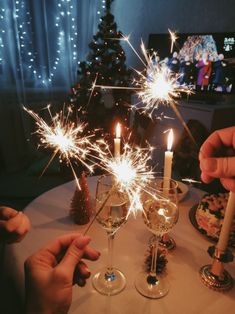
[112,0,235,67]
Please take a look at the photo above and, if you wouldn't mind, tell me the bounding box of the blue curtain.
[0,0,102,104]
[0,0,103,173]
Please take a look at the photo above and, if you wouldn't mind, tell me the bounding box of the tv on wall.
[148,32,235,96]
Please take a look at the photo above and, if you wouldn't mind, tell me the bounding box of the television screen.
[148,32,235,94]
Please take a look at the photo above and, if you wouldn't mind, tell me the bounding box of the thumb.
[59,236,91,274]
[201,157,235,178]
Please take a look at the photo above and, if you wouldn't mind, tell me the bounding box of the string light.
[0,0,79,87]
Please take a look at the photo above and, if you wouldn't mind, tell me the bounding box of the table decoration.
[69,172,92,225]
[199,192,235,291]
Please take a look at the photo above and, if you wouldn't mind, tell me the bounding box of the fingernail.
[201,158,217,172]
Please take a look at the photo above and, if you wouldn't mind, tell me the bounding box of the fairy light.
[0,7,6,69]
[0,0,79,87]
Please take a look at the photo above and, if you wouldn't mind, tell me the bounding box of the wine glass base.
[135,272,170,299]
[92,268,126,296]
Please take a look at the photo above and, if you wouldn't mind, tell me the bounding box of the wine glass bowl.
[92,175,129,296]
[135,177,179,298]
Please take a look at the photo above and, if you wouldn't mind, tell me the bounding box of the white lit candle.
[217,192,235,252]
[163,129,173,190]
[114,122,121,157]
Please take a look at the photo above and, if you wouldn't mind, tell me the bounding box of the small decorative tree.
[70,0,132,131]
[70,172,92,225]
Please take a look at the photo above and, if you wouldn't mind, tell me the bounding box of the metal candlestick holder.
[199,245,234,292]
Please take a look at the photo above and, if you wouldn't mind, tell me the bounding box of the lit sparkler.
[133,62,191,118]
[182,178,202,184]
[168,29,178,53]
[94,35,196,144]
[24,105,95,188]
[91,138,156,216]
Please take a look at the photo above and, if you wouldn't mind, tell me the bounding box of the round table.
[5,176,235,314]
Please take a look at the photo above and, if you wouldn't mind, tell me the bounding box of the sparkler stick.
[170,101,197,146]
[83,186,115,235]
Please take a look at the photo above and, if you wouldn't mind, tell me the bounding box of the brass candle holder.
[199,245,234,292]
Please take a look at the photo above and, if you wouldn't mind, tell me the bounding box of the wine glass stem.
[150,235,159,278]
[107,233,115,275]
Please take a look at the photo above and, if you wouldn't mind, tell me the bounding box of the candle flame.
[167,129,173,151]
[116,122,121,138]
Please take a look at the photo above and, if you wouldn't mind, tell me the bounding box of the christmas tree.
[70,0,132,131]
[70,172,92,225]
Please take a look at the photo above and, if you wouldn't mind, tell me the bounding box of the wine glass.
[92,174,129,295]
[135,177,179,298]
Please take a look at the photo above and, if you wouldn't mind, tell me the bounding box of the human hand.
[0,207,30,244]
[199,126,235,192]
[24,233,100,314]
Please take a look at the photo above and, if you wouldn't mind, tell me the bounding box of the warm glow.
[150,72,174,100]
[116,122,121,138]
[167,129,174,151]
[111,158,137,187]
[168,29,178,43]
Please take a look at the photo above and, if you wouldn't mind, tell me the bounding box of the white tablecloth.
[5,176,235,314]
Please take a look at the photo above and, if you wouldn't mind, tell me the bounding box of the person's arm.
[24,233,100,314]
[0,207,30,244]
[199,126,235,192]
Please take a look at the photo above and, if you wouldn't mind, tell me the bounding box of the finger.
[5,229,29,244]
[76,261,91,279]
[201,172,214,184]
[9,213,30,240]
[200,157,235,178]
[204,127,235,155]
[0,207,18,220]
[43,233,84,257]
[220,178,235,193]
[77,277,86,287]
[200,127,235,161]
[83,246,100,261]
[0,212,24,234]
[26,234,87,270]
[73,261,90,285]
[59,236,91,274]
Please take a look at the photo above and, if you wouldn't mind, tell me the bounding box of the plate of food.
[189,192,235,247]
[177,181,189,202]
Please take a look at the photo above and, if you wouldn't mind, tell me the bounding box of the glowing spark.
[94,34,196,145]
[92,139,156,216]
[182,178,202,184]
[168,29,178,53]
[24,105,95,188]
[133,58,192,118]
